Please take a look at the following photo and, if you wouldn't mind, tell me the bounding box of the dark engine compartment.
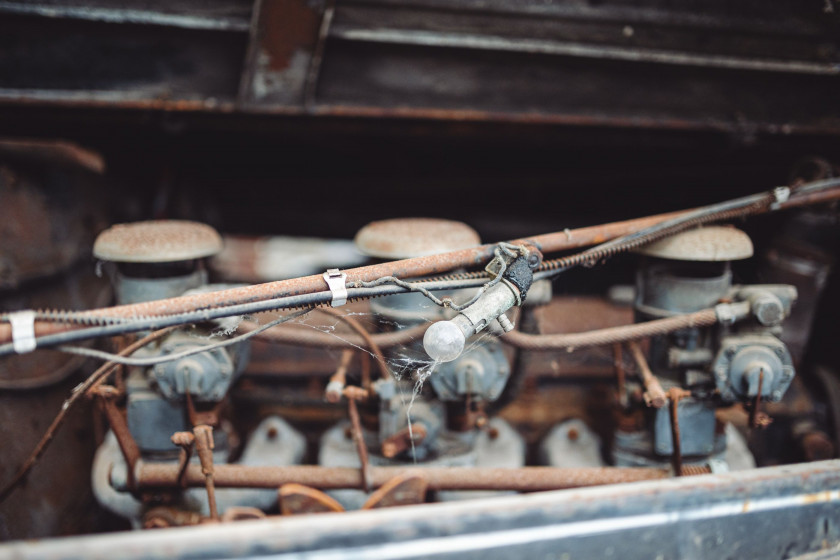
[1,2,840,558]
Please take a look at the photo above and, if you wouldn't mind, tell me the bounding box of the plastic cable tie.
[9,310,37,354]
[323,269,348,307]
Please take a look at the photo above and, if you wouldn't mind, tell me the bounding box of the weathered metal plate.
[93,220,223,263]
[636,226,754,261]
[355,218,481,259]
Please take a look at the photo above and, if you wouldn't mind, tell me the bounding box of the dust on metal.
[279,483,345,515]
[361,474,428,509]
[635,226,753,261]
[93,220,224,263]
[2,186,838,345]
[135,463,680,491]
[354,218,481,259]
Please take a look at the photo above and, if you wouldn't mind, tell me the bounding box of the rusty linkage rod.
[132,463,707,492]
[627,341,669,409]
[3,179,838,348]
[193,425,220,520]
[0,327,174,505]
[92,386,141,485]
[315,308,392,380]
[248,320,429,350]
[501,304,747,352]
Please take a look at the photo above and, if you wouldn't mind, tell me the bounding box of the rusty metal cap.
[93,220,223,263]
[636,226,753,262]
[354,218,481,259]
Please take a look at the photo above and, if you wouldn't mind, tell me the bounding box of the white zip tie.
[9,310,37,354]
[323,269,348,307]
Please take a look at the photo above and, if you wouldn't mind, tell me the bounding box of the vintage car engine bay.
[1,1,840,558]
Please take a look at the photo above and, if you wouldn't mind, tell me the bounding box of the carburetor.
[319,218,526,508]
[90,221,305,526]
[611,226,797,470]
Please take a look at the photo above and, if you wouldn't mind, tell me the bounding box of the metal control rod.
[1,180,838,344]
[131,463,702,492]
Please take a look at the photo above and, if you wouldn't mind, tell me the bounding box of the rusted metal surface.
[325,348,353,403]
[347,398,373,492]
[361,474,428,509]
[517,297,634,380]
[171,431,195,488]
[317,307,391,381]
[0,138,104,174]
[635,225,754,261]
[135,463,680,491]
[93,221,223,263]
[0,207,724,341]
[0,374,101,539]
[193,425,219,520]
[503,308,719,352]
[668,388,687,476]
[0,0,838,138]
[748,370,766,430]
[238,0,324,107]
[92,386,140,483]
[381,424,428,459]
[1,185,838,345]
[248,319,429,350]
[800,431,836,462]
[613,344,628,408]
[278,483,345,515]
[0,266,111,390]
[143,507,204,529]
[0,159,104,290]
[354,218,481,259]
[628,341,667,409]
[8,460,840,559]
[220,507,266,522]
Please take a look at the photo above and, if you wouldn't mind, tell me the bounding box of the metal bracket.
[771,186,791,209]
[714,303,736,325]
[323,269,348,307]
[9,310,37,354]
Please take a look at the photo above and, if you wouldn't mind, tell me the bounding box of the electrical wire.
[0,278,493,356]
[0,327,175,505]
[350,242,524,311]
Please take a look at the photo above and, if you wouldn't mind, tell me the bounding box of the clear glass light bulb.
[423,321,466,363]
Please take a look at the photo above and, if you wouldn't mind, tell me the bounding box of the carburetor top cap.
[354,218,481,259]
[93,220,223,263]
[636,226,753,262]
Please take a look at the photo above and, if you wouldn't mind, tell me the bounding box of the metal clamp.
[323,269,348,307]
[772,186,791,209]
[714,303,736,326]
[9,310,37,354]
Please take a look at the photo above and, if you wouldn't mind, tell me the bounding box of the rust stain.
[259,0,320,72]
[802,490,835,504]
